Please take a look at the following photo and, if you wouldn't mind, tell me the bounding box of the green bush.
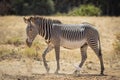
[68,4,101,16]
[11,0,55,15]
[29,0,55,15]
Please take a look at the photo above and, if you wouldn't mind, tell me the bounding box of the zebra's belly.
[60,38,86,49]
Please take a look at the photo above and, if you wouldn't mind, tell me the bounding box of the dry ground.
[0,16,120,80]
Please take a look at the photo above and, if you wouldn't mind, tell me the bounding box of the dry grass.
[0,16,120,79]
[0,16,120,61]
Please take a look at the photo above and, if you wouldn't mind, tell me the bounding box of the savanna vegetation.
[0,16,120,80]
[0,0,120,80]
[0,0,120,16]
[0,16,119,65]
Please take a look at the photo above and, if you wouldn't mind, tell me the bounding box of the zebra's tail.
[98,35,102,56]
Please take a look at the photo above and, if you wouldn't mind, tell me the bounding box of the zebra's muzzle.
[26,39,32,47]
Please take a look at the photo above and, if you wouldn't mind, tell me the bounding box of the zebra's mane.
[28,16,62,24]
[81,22,95,26]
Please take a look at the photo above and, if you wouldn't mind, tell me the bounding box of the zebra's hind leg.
[98,54,104,75]
[88,39,104,75]
[73,43,88,76]
[42,45,53,73]
[54,45,60,74]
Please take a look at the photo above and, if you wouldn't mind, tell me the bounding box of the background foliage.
[68,4,101,16]
[0,0,120,16]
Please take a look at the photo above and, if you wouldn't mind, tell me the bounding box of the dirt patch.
[0,58,119,80]
[0,74,119,80]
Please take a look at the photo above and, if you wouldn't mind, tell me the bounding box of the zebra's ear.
[33,15,37,18]
[23,17,29,24]
[30,17,35,23]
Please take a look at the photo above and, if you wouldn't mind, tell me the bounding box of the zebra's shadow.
[56,73,108,77]
[32,73,108,77]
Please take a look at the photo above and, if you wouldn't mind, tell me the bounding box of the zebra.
[23,16,104,75]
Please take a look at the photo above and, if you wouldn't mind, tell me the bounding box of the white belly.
[60,38,86,49]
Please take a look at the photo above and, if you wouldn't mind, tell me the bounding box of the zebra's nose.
[26,39,32,47]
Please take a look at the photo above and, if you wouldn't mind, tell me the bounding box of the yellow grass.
[0,16,120,63]
[0,16,120,79]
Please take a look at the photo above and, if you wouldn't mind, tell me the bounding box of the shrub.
[68,4,101,16]
[5,37,24,46]
[22,47,41,60]
[0,47,22,60]
[0,47,11,56]
[11,0,55,15]
[22,47,35,57]
[55,12,66,16]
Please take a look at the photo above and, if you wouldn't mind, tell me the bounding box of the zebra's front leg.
[42,45,53,73]
[54,46,60,74]
[73,44,88,76]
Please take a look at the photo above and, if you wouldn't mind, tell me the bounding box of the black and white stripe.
[54,24,88,41]
[33,17,62,42]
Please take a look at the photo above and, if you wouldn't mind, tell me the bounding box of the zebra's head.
[23,17,39,47]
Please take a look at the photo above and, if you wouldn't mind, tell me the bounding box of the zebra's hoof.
[73,70,80,77]
[54,71,59,74]
[46,67,50,73]
[100,73,104,76]
[54,72,58,74]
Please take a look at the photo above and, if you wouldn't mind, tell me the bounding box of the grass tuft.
[5,37,24,46]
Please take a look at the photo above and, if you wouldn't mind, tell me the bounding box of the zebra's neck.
[38,18,52,41]
[37,17,61,42]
